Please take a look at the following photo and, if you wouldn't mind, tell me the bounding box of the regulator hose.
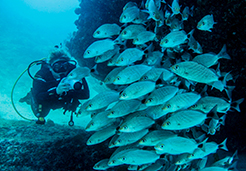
[11,59,46,121]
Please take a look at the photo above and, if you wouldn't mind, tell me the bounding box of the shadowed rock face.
[0,119,117,171]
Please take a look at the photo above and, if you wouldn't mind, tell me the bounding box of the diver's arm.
[32,78,59,103]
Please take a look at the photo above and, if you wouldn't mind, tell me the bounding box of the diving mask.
[51,60,77,73]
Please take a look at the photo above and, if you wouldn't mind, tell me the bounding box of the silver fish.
[132,10,149,24]
[161,109,208,130]
[93,159,111,170]
[107,52,120,66]
[162,92,201,114]
[175,153,192,165]
[66,67,90,80]
[192,44,231,67]
[168,17,183,31]
[113,64,152,85]
[113,129,149,147]
[160,30,190,48]
[85,110,117,131]
[181,6,190,21]
[84,39,115,58]
[119,114,155,132]
[169,0,180,15]
[86,91,119,110]
[115,48,144,66]
[145,104,169,119]
[139,130,177,146]
[107,99,141,118]
[144,51,163,66]
[87,123,118,145]
[197,14,216,32]
[117,149,160,165]
[188,35,203,54]
[95,45,120,63]
[170,61,219,84]
[145,86,179,106]
[120,24,146,40]
[190,96,231,113]
[108,144,139,166]
[188,139,228,160]
[120,6,140,23]
[155,136,201,155]
[146,0,164,21]
[123,2,137,11]
[104,66,126,84]
[133,31,156,45]
[77,100,106,117]
[93,23,121,38]
[119,81,156,100]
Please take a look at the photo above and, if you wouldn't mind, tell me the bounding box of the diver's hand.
[56,78,70,95]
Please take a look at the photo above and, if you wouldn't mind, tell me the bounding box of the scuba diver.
[20,49,90,125]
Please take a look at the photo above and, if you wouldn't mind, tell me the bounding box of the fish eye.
[122,157,126,161]
[96,30,100,34]
[123,31,127,35]
[172,65,179,70]
[88,104,92,107]
[111,111,115,115]
[87,50,90,54]
[112,160,115,163]
[164,39,168,43]
[166,104,171,108]
[88,140,92,143]
[120,58,124,62]
[148,98,153,102]
[135,38,139,41]
[123,15,126,19]
[91,122,94,126]
[123,125,128,129]
[166,121,171,125]
[116,76,120,80]
[191,104,197,108]
[202,21,205,25]
[122,93,126,97]
[118,139,121,143]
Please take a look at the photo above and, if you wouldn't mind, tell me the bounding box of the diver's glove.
[56,78,71,95]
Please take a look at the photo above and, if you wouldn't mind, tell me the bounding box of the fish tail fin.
[207,105,219,120]
[187,29,195,39]
[219,114,226,126]
[217,44,231,60]
[219,138,228,151]
[225,85,235,101]
[231,150,239,162]
[231,98,244,112]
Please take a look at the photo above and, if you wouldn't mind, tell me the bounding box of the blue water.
[0,0,80,121]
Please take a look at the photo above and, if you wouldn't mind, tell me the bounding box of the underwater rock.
[0,119,114,171]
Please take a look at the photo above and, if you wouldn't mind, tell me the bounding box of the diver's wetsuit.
[31,63,89,118]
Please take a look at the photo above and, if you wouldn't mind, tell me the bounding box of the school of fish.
[79,0,243,170]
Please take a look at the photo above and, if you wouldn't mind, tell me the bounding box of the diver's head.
[48,50,76,74]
